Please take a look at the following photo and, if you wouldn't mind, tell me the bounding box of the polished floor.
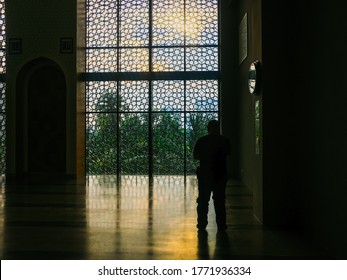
[0,175,329,260]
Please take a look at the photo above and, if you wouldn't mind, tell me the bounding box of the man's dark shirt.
[193,134,231,183]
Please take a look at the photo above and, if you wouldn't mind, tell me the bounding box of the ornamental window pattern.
[0,0,5,176]
[85,0,219,176]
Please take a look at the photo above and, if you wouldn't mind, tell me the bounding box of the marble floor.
[0,175,329,260]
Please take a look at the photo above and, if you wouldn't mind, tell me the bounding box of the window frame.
[84,0,221,176]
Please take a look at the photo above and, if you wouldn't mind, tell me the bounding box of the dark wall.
[261,0,347,258]
[300,1,347,259]
[237,0,263,222]
[261,2,305,226]
[236,0,347,258]
[220,0,239,180]
[5,0,78,179]
[237,0,315,226]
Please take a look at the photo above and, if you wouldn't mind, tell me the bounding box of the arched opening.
[16,58,66,181]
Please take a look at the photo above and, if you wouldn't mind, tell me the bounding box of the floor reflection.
[1,180,88,259]
[86,175,199,259]
[214,230,232,259]
[0,175,329,259]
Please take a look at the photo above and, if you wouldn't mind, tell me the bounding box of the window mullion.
[116,0,121,179]
[183,0,187,177]
[148,0,153,181]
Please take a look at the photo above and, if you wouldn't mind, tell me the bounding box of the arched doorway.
[16,58,66,180]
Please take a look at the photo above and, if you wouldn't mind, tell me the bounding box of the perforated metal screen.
[0,0,5,175]
[85,0,220,176]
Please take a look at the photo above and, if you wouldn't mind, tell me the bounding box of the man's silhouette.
[193,120,230,231]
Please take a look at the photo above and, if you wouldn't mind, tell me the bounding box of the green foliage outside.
[87,92,216,175]
[120,113,148,174]
[153,113,184,175]
[87,112,118,174]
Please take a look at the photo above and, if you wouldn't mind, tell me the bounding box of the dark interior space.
[15,58,66,178]
[27,64,66,173]
[1,0,347,260]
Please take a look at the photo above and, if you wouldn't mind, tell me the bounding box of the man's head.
[207,120,220,134]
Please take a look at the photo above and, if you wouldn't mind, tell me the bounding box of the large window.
[0,0,5,176]
[85,0,219,176]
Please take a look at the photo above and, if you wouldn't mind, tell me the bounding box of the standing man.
[193,120,231,231]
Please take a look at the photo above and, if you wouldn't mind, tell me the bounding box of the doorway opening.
[16,58,66,179]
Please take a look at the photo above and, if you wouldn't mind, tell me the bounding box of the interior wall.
[237,0,309,226]
[237,0,263,222]
[260,2,305,226]
[300,1,347,259]
[220,0,239,180]
[6,0,78,179]
[236,0,347,258]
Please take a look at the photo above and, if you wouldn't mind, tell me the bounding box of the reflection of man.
[193,120,231,231]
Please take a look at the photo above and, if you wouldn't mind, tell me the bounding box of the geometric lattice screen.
[85,0,219,176]
[0,0,5,175]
